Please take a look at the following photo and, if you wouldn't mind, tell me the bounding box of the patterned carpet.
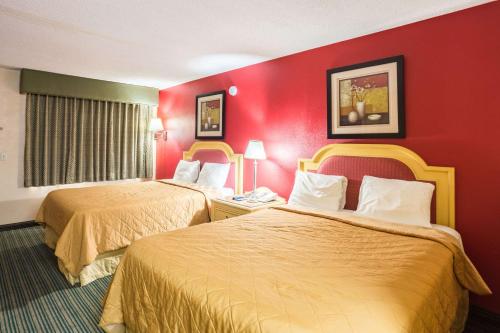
[0,225,110,332]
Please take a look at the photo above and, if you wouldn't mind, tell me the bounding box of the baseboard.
[0,220,38,231]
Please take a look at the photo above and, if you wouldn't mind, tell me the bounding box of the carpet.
[0,225,110,332]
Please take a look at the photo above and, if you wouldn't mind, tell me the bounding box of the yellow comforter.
[100,206,490,333]
[36,180,214,278]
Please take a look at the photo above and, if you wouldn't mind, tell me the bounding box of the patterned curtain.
[24,94,154,187]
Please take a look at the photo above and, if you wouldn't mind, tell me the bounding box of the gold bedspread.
[36,180,213,278]
[100,207,490,333]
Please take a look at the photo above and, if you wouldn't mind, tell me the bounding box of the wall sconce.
[149,118,167,141]
[228,85,238,96]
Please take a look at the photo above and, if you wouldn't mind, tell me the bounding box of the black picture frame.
[326,55,405,139]
[195,90,226,140]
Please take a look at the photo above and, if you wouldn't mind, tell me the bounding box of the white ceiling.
[0,0,489,89]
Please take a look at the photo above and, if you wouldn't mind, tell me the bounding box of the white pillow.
[196,162,231,189]
[172,160,200,183]
[355,175,435,227]
[288,170,348,211]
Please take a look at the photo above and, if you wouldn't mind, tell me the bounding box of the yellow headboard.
[183,141,243,194]
[298,144,455,228]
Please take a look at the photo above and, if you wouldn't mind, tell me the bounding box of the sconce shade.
[149,118,164,132]
[244,140,266,160]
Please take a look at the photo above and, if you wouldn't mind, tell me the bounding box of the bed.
[100,144,491,333]
[36,141,243,286]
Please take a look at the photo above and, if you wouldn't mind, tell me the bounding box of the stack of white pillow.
[172,160,230,189]
[289,170,435,228]
[288,171,348,212]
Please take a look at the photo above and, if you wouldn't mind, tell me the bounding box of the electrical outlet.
[0,152,6,161]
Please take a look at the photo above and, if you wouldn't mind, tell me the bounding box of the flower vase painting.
[327,55,405,138]
[340,73,388,126]
[195,90,225,139]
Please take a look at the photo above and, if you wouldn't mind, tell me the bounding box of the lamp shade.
[244,140,266,160]
[149,118,164,132]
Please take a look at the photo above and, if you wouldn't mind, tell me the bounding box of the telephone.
[248,187,277,203]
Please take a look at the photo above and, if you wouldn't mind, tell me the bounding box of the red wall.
[158,2,500,313]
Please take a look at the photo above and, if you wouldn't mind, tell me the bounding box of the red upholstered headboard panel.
[191,150,235,189]
[316,156,436,223]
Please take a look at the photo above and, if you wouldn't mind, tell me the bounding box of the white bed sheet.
[284,204,463,248]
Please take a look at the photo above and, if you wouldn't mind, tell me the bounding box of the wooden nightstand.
[211,196,286,222]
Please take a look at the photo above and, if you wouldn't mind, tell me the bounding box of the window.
[24,94,154,186]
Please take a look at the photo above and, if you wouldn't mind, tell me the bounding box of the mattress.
[100,206,490,333]
[36,180,223,285]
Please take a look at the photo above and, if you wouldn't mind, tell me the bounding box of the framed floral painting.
[195,90,226,139]
[327,55,405,138]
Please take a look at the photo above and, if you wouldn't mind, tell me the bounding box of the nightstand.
[211,196,286,221]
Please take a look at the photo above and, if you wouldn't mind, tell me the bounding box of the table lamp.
[244,140,266,195]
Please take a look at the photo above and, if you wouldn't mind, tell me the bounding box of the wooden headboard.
[183,141,243,194]
[298,144,455,228]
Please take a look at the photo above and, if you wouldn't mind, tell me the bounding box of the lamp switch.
[0,152,6,161]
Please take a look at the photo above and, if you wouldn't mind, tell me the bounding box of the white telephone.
[249,187,277,203]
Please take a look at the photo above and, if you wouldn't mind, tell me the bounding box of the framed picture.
[195,90,226,139]
[327,55,405,138]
